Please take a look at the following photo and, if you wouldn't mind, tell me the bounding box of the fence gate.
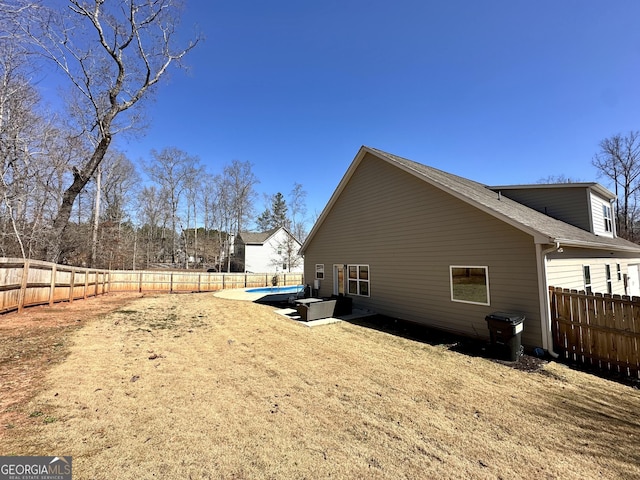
[549,287,640,379]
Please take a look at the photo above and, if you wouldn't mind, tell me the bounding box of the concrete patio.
[214,288,375,327]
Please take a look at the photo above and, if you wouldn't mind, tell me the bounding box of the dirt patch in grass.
[2,292,640,479]
[0,293,142,434]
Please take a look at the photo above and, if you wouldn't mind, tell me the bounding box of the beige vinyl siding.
[497,187,592,232]
[547,249,635,295]
[590,192,614,237]
[304,153,544,348]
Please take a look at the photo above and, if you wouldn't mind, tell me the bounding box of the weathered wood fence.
[549,286,640,379]
[0,258,304,315]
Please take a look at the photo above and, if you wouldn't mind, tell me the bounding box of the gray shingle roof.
[302,146,640,254]
[365,146,640,252]
[238,227,280,244]
[239,226,302,246]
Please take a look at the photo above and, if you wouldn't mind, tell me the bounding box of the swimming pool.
[246,285,304,294]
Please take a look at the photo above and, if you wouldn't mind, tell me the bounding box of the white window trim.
[603,205,613,233]
[347,264,370,297]
[315,264,324,280]
[583,265,592,293]
[450,265,490,306]
[606,264,612,294]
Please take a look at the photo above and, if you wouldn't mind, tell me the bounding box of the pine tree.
[271,193,288,228]
[257,193,289,231]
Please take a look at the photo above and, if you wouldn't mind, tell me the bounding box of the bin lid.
[485,311,525,324]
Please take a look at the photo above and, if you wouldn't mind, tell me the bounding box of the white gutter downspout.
[536,242,560,358]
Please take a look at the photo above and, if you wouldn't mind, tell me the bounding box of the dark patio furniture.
[296,299,337,322]
[330,295,352,316]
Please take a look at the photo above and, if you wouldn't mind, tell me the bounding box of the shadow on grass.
[346,314,640,388]
[346,314,551,374]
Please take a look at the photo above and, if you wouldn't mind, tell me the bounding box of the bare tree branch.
[23,1,200,261]
[593,131,640,241]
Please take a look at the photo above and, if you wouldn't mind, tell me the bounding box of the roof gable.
[239,226,302,246]
[300,146,640,254]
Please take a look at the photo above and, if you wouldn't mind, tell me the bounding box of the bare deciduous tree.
[269,232,303,273]
[145,147,201,264]
[224,159,259,237]
[135,185,170,267]
[0,4,75,259]
[25,0,199,261]
[288,182,307,242]
[536,174,581,184]
[221,159,258,271]
[89,149,139,267]
[592,131,640,241]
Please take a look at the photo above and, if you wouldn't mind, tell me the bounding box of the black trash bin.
[485,312,525,361]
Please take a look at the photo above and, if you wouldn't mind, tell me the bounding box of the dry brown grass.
[2,292,640,479]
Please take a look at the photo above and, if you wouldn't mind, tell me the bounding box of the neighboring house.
[299,146,640,353]
[235,226,304,273]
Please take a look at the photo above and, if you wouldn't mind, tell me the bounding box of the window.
[603,205,613,233]
[450,266,490,305]
[606,264,612,295]
[348,264,369,296]
[617,264,622,281]
[315,264,324,280]
[583,265,592,294]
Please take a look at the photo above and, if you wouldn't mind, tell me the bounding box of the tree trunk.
[48,135,112,262]
[90,165,102,267]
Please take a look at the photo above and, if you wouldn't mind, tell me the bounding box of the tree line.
[2,132,309,270]
[0,1,309,270]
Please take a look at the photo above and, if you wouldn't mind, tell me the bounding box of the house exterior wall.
[244,229,304,273]
[304,153,545,348]
[546,248,640,295]
[589,192,615,237]
[497,187,592,232]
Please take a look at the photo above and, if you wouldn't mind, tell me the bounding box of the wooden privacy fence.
[549,286,640,379]
[0,258,304,315]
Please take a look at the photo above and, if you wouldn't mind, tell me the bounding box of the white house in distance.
[299,146,640,354]
[235,226,304,273]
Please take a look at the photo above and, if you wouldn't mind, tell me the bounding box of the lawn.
[1,292,639,479]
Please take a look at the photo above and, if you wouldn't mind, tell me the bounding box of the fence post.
[49,263,56,306]
[17,259,29,313]
[68,268,75,303]
[84,269,89,299]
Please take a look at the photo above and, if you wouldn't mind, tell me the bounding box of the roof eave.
[488,183,616,201]
[548,237,640,253]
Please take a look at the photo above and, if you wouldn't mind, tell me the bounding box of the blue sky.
[111,0,640,225]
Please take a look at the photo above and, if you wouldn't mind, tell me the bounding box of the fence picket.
[549,286,640,379]
[584,292,597,369]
